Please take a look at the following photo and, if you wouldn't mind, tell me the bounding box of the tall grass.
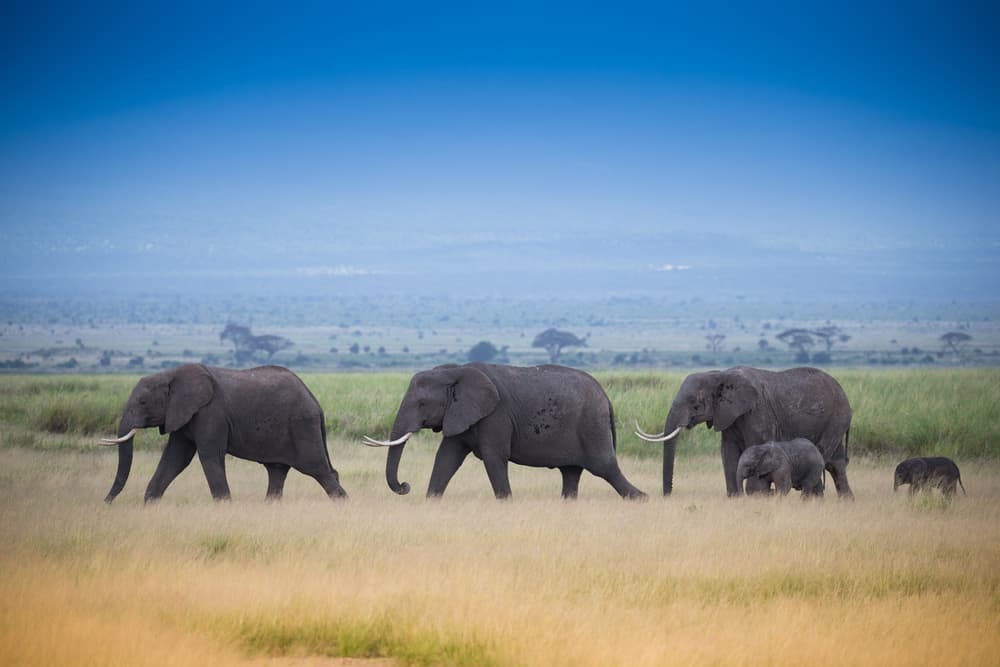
[2,369,998,459]
[1,444,998,666]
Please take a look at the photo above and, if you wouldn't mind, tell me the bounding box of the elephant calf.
[894,457,966,496]
[737,438,825,498]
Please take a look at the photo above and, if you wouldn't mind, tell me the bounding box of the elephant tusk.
[634,421,666,439]
[362,432,412,447]
[99,428,140,445]
[634,423,682,443]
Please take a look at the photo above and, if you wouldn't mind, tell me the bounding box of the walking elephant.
[635,366,853,498]
[894,457,965,496]
[737,439,826,498]
[363,363,645,500]
[100,363,347,503]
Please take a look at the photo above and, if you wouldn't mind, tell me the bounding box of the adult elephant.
[635,366,853,498]
[363,363,645,500]
[100,364,347,503]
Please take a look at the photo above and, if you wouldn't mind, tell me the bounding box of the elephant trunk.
[104,417,136,503]
[385,415,415,495]
[385,443,410,495]
[661,409,685,496]
[662,440,676,496]
[736,464,749,495]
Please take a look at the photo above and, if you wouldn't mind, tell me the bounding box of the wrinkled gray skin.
[104,364,347,503]
[653,366,853,498]
[737,439,825,498]
[384,363,645,500]
[894,457,966,496]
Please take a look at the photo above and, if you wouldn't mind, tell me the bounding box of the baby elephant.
[737,438,825,498]
[894,457,966,496]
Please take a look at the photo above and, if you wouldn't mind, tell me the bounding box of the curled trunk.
[385,442,410,495]
[104,418,136,503]
[385,416,414,495]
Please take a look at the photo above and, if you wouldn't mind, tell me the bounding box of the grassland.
[2,370,1000,666]
[2,369,999,459]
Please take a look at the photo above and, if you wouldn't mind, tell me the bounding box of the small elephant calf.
[737,438,825,498]
[894,457,966,496]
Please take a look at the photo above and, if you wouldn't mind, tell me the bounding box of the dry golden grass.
[1,436,999,666]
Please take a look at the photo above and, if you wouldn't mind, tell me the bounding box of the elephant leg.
[825,459,855,500]
[427,438,470,498]
[721,440,742,496]
[560,466,583,499]
[481,450,512,500]
[588,460,646,500]
[144,434,196,502]
[197,450,231,500]
[313,470,349,499]
[775,477,792,495]
[264,463,290,500]
[805,473,824,498]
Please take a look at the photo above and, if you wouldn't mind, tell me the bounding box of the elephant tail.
[609,403,618,452]
[844,427,850,464]
[959,476,967,495]
[320,413,335,470]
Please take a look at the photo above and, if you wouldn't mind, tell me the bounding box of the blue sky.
[1,2,998,299]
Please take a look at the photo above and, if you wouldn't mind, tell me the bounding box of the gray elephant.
[894,457,965,496]
[737,439,825,498]
[636,366,853,498]
[100,363,347,503]
[363,363,645,500]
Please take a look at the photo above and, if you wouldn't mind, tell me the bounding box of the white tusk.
[634,421,666,440]
[634,424,682,443]
[361,432,413,447]
[99,428,140,445]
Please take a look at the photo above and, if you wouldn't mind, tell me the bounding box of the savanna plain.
[1,370,999,666]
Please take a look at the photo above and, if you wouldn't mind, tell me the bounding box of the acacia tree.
[532,328,587,363]
[940,332,972,358]
[811,326,851,352]
[220,323,293,365]
[705,333,726,354]
[775,329,815,361]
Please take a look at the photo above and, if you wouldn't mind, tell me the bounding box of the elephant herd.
[99,362,965,503]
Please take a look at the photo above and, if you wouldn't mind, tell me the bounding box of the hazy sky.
[1,2,998,299]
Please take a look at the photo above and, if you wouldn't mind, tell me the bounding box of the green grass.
[3,368,997,459]
[215,609,503,666]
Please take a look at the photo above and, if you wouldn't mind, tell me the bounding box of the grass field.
[2,370,999,665]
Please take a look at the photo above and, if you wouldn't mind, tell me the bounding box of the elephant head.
[636,369,759,495]
[101,364,214,503]
[736,445,782,495]
[364,364,500,495]
[894,458,926,491]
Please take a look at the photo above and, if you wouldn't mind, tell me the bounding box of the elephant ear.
[712,371,758,432]
[165,365,215,433]
[755,448,781,476]
[442,365,501,437]
[910,458,927,479]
